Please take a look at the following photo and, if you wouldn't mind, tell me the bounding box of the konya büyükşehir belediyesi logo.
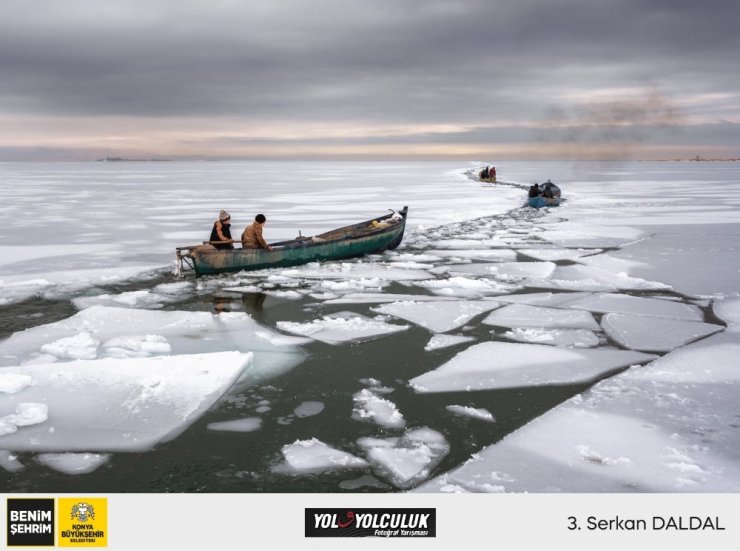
[58,498,108,547]
[7,498,55,547]
[305,508,436,537]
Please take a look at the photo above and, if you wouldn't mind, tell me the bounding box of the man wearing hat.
[210,210,235,249]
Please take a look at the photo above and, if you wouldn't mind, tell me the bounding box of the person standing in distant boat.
[489,166,497,182]
[241,214,273,251]
[210,210,235,249]
[542,182,554,199]
[480,166,489,180]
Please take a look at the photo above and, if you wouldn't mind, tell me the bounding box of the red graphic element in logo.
[338,511,355,528]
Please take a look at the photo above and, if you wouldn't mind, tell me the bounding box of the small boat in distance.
[527,181,562,208]
[176,207,408,276]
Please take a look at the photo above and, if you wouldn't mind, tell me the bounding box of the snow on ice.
[410,342,655,393]
[0,352,251,452]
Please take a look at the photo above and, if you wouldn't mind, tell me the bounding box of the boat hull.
[189,208,407,276]
[528,196,561,208]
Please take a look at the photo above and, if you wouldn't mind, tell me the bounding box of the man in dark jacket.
[210,210,234,249]
[528,184,540,198]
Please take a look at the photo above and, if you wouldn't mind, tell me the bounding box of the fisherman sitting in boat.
[480,166,490,179]
[210,210,235,249]
[528,183,540,198]
[241,214,273,251]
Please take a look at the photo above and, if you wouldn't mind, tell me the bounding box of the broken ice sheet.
[207,417,262,432]
[527,264,670,292]
[274,438,369,474]
[516,248,603,262]
[601,313,724,353]
[410,342,655,393]
[293,401,325,418]
[0,306,307,389]
[358,427,449,489]
[482,303,599,330]
[0,351,251,452]
[714,297,740,331]
[416,332,740,493]
[446,405,495,422]
[0,450,25,473]
[414,276,520,297]
[502,327,600,348]
[564,293,703,321]
[276,311,408,345]
[425,249,517,262]
[323,293,458,304]
[424,334,475,351]
[447,262,556,281]
[495,292,592,307]
[36,453,110,475]
[352,389,406,429]
[372,300,499,333]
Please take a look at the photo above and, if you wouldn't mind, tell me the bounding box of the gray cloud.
[1,0,739,158]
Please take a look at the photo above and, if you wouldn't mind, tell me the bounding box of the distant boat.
[527,182,561,208]
[176,207,408,276]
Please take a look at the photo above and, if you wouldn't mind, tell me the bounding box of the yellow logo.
[58,498,107,547]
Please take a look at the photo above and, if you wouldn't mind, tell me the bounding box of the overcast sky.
[1,0,739,160]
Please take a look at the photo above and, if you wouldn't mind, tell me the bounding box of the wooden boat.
[527,182,561,208]
[176,207,409,276]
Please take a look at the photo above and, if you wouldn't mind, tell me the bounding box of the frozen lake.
[0,160,739,492]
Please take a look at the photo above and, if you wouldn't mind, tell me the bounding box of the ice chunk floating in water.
[416,332,740,493]
[482,304,599,330]
[0,352,251,452]
[410,342,655,393]
[601,313,723,353]
[358,427,449,489]
[564,293,703,321]
[275,438,369,474]
[276,311,408,345]
[373,300,499,333]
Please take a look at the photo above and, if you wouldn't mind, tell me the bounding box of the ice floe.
[446,405,495,422]
[36,453,110,475]
[447,261,556,280]
[501,328,600,348]
[424,334,475,351]
[515,248,603,262]
[358,427,449,489]
[563,293,704,321]
[207,417,262,432]
[482,304,599,330]
[0,265,163,305]
[276,311,408,345]
[352,389,406,429]
[414,276,520,297]
[0,306,306,388]
[293,401,325,418]
[0,450,24,473]
[714,297,740,331]
[495,292,592,307]
[527,264,670,292]
[0,351,251,452]
[426,249,517,262]
[372,300,500,333]
[416,332,740,492]
[323,293,457,304]
[601,313,724,353]
[278,263,431,281]
[410,342,655,393]
[275,438,369,474]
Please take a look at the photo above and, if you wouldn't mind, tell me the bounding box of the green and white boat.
[176,207,408,276]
